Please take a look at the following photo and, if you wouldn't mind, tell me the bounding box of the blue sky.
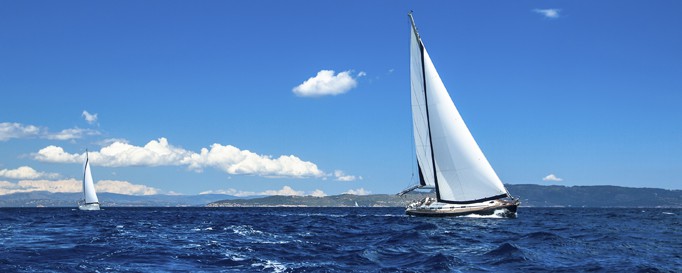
[1,1,680,197]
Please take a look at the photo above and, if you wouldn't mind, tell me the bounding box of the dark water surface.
[0,207,680,272]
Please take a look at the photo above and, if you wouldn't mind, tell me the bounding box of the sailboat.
[399,13,519,217]
[78,150,100,211]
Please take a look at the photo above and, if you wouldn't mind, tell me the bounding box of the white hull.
[78,203,100,211]
[406,198,518,217]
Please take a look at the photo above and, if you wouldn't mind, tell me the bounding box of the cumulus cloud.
[33,146,83,164]
[82,110,98,124]
[333,170,362,182]
[292,70,363,97]
[309,189,327,197]
[0,178,159,195]
[0,122,100,141]
[542,174,563,182]
[0,122,41,141]
[0,166,60,180]
[200,186,326,197]
[184,143,324,178]
[261,186,304,196]
[533,9,560,19]
[343,188,371,195]
[34,138,325,178]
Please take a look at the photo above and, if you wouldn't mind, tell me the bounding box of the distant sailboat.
[399,13,519,217]
[78,150,100,211]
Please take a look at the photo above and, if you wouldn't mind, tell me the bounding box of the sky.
[1,1,680,197]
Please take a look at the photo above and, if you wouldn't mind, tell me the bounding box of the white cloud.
[292,70,360,97]
[82,110,98,124]
[343,188,371,195]
[309,189,327,197]
[533,9,560,19]
[0,122,41,141]
[97,138,129,146]
[185,143,324,178]
[201,186,326,197]
[33,145,83,164]
[45,128,100,140]
[261,186,304,196]
[0,122,100,141]
[0,166,60,180]
[0,178,159,195]
[34,138,325,178]
[333,170,361,182]
[199,188,258,197]
[542,174,563,182]
[94,180,159,195]
[13,179,82,194]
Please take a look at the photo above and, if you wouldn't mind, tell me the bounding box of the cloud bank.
[0,179,159,195]
[0,122,41,141]
[33,138,328,178]
[200,185,326,197]
[343,188,371,195]
[0,122,99,141]
[292,70,365,97]
[0,166,60,180]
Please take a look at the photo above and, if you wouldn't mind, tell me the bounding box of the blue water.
[0,207,680,272]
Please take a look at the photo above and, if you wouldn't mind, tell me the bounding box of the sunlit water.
[0,207,679,272]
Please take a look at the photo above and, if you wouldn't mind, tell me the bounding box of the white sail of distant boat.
[399,12,519,217]
[78,150,100,211]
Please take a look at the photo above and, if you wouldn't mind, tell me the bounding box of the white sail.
[410,16,508,203]
[82,154,99,204]
[410,25,435,188]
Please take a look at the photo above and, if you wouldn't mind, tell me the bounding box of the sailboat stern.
[78,202,100,211]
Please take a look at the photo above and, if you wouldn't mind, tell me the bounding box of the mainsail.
[409,13,509,204]
[82,152,99,205]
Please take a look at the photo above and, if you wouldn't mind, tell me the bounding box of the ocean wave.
[1,207,680,272]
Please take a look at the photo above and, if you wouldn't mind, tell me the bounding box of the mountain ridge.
[1,184,680,208]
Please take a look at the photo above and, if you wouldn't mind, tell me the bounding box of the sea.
[0,207,679,272]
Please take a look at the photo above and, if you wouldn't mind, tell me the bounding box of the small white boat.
[400,13,519,217]
[78,150,100,211]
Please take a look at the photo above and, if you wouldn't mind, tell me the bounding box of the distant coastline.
[1,184,680,208]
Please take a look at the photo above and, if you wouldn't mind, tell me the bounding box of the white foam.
[662,212,675,215]
[228,225,264,236]
[252,260,287,273]
[458,209,513,219]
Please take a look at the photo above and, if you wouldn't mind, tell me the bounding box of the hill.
[0,191,240,207]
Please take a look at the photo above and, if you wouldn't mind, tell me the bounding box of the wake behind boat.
[78,150,100,211]
[399,13,519,217]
